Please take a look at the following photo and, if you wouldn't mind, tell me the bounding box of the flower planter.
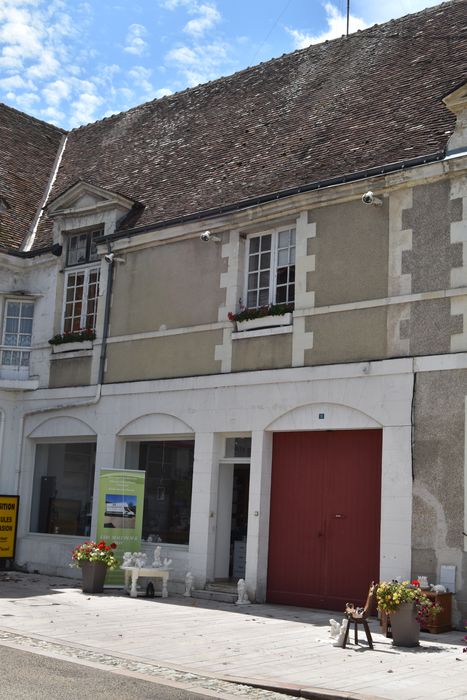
[236,312,292,332]
[51,341,93,353]
[390,602,420,647]
[80,561,108,593]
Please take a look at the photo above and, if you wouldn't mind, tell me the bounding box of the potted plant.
[228,303,294,332]
[49,328,96,353]
[71,540,118,593]
[377,579,442,647]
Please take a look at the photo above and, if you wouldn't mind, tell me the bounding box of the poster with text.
[96,469,145,586]
[0,495,19,560]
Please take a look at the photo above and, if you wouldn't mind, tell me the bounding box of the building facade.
[1,1,467,624]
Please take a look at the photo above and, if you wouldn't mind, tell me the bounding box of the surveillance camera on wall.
[362,191,383,206]
[200,230,221,242]
[104,252,125,263]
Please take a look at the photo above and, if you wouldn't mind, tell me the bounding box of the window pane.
[4,334,17,346]
[248,273,258,290]
[225,437,251,458]
[6,302,20,317]
[249,237,260,254]
[2,351,11,365]
[247,291,257,308]
[260,252,270,269]
[18,334,32,347]
[20,318,33,334]
[278,229,290,247]
[5,318,18,333]
[260,234,271,251]
[30,443,96,536]
[276,267,288,285]
[21,303,34,318]
[133,441,194,545]
[248,254,259,272]
[276,286,287,303]
[258,288,269,306]
[259,270,269,287]
[20,351,30,366]
[277,249,289,266]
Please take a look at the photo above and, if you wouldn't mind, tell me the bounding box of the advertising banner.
[0,495,19,560]
[96,469,145,586]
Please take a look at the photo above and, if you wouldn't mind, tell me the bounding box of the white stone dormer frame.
[46,180,138,243]
[443,81,467,157]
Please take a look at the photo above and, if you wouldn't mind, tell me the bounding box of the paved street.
[0,572,466,700]
[0,645,243,700]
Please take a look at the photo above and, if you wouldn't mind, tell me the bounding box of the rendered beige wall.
[231,333,292,372]
[49,357,92,387]
[304,307,387,365]
[307,199,389,307]
[105,330,223,382]
[109,238,227,336]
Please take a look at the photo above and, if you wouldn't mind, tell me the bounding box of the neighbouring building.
[1,1,467,625]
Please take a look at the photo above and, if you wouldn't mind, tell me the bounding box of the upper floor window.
[66,228,101,267]
[246,228,295,308]
[62,228,102,334]
[1,299,34,375]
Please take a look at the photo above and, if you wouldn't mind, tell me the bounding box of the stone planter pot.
[390,602,420,647]
[51,340,93,353]
[80,561,108,593]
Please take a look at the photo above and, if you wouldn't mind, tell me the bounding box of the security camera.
[200,230,221,242]
[104,252,125,263]
[362,191,383,206]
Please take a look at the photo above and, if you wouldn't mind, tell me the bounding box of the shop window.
[126,440,194,545]
[30,443,96,536]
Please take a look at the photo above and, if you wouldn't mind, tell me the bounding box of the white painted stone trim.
[292,211,316,367]
[450,178,467,351]
[232,325,292,340]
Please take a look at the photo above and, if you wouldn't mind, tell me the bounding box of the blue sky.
[0,0,442,128]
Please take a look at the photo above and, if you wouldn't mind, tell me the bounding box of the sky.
[0,0,443,129]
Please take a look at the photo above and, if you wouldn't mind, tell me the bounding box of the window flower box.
[236,312,293,332]
[51,340,93,354]
[228,303,293,332]
[49,329,96,351]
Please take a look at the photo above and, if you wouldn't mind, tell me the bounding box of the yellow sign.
[0,495,19,559]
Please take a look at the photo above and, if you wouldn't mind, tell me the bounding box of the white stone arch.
[117,412,194,438]
[27,415,96,439]
[265,401,381,432]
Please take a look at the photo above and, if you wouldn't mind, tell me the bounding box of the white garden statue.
[329,618,347,647]
[184,571,194,597]
[236,578,251,605]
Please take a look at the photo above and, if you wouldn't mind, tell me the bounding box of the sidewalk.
[0,572,465,700]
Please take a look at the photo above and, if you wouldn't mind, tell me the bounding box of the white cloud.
[127,65,154,99]
[286,2,368,48]
[42,79,71,107]
[155,87,173,98]
[184,3,220,37]
[0,74,31,90]
[71,90,103,125]
[354,0,442,24]
[124,23,148,56]
[165,40,228,87]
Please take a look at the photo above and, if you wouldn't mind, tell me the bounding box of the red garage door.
[267,430,382,610]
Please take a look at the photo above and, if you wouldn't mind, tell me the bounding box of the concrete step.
[191,588,237,604]
[205,582,237,594]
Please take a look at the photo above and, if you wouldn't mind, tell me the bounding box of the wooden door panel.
[267,429,382,610]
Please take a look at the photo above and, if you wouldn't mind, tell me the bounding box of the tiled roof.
[8,1,467,251]
[0,104,64,251]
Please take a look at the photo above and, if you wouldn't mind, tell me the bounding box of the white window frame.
[243,226,296,309]
[1,297,35,378]
[61,264,100,334]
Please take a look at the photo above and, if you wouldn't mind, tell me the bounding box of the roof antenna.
[346,0,350,37]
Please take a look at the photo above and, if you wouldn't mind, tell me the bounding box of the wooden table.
[122,566,171,598]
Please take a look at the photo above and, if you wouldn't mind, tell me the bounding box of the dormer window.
[66,228,102,266]
[62,227,102,334]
